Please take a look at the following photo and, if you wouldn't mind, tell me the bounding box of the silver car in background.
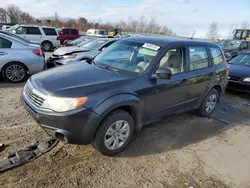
[47,38,118,68]
[0,31,45,83]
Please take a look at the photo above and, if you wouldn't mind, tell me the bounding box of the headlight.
[62,54,77,59]
[224,52,231,58]
[243,78,250,82]
[41,96,88,112]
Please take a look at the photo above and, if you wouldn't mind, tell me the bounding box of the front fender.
[94,94,143,130]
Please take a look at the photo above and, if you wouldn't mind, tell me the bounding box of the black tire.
[42,41,53,52]
[92,110,135,156]
[2,62,28,83]
[197,89,219,117]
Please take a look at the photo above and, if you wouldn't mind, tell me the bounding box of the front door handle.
[180,79,187,84]
[0,52,7,55]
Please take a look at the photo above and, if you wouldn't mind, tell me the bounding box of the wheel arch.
[1,61,29,74]
[92,94,143,137]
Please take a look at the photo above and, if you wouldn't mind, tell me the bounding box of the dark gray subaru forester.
[21,36,228,156]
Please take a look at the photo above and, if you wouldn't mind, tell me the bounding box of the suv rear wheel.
[198,89,219,117]
[92,110,135,156]
[42,41,53,52]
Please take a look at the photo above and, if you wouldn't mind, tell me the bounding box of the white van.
[86,29,108,38]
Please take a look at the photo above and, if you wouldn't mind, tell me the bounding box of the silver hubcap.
[44,43,51,51]
[6,64,25,82]
[205,94,217,113]
[104,120,130,150]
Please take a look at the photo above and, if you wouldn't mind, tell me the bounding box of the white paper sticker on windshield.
[142,43,160,51]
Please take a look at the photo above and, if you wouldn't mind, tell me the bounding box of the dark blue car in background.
[227,51,250,93]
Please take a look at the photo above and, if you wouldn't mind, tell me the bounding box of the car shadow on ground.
[119,93,250,158]
[0,79,25,89]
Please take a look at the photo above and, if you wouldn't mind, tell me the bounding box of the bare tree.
[5,4,22,23]
[241,21,249,29]
[206,21,219,40]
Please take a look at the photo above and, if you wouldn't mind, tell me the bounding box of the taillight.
[32,49,42,56]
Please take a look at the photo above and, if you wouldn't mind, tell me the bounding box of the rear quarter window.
[209,47,225,65]
[42,28,57,36]
[0,37,12,48]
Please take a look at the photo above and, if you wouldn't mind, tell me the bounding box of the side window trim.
[154,45,187,76]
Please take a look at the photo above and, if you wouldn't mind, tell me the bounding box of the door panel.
[145,73,192,120]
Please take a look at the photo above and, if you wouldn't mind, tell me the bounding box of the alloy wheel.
[205,94,217,113]
[5,64,26,82]
[104,120,130,150]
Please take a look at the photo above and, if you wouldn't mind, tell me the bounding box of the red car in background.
[57,28,79,44]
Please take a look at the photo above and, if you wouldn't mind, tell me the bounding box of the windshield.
[8,24,19,32]
[229,54,250,66]
[77,39,94,47]
[219,40,242,48]
[94,40,161,74]
[82,39,108,50]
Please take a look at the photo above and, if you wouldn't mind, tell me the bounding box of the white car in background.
[10,25,60,52]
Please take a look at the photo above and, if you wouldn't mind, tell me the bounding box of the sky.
[1,0,250,38]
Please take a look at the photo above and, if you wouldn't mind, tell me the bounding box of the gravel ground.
[0,77,250,187]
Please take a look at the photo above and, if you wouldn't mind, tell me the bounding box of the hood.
[228,64,250,78]
[31,62,132,97]
[53,46,90,56]
[221,46,238,53]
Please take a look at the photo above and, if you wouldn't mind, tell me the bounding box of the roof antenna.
[190,31,196,39]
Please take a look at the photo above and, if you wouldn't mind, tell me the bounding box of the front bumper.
[21,94,102,144]
[227,80,250,93]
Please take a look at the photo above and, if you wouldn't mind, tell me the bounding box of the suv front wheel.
[92,110,135,156]
[198,89,219,117]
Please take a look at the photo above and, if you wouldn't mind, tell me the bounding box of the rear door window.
[0,37,12,48]
[188,47,209,71]
[209,47,225,65]
[27,27,41,35]
[42,28,57,36]
[71,29,78,35]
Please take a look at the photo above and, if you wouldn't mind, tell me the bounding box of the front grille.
[229,76,241,81]
[25,85,45,108]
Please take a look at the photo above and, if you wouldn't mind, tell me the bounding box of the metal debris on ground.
[0,138,59,173]
[242,103,250,106]
[209,116,233,126]
[0,143,5,152]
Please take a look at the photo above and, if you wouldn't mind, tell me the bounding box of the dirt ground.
[0,81,250,188]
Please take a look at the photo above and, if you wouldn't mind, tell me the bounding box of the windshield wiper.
[96,65,119,73]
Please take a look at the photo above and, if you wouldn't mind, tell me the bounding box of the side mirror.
[12,30,16,34]
[152,67,172,79]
